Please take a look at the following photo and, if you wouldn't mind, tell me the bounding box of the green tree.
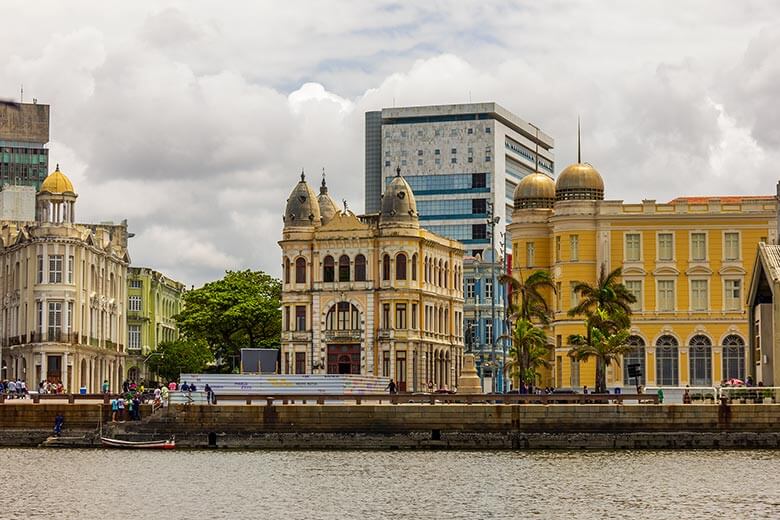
[501,269,556,324]
[175,270,282,367]
[568,264,636,328]
[567,307,632,393]
[501,319,552,387]
[146,339,214,382]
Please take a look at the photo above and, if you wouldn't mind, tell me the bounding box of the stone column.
[41,352,47,383]
[62,352,69,391]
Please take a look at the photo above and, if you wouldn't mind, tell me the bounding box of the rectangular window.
[129,325,141,349]
[130,279,142,289]
[295,352,305,374]
[451,157,457,164]
[295,305,306,331]
[724,232,740,261]
[625,280,642,311]
[691,232,706,261]
[625,233,641,262]
[37,301,43,335]
[725,279,742,311]
[570,282,579,309]
[691,280,708,311]
[37,255,43,283]
[658,233,673,261]
[526,242,535,267]
[472,173,486,188]
[485,319,493,344]
[128,296,142,312]
[417,149,423,156]
[395,304,407,329]
[465,279,475,299]
[658,280,675,311]
[570,235,579,261]
[67,255,74,284]
[467,128,473,134]
[411,303,418,329]
[47,301,62,339]
[555,236,561,262]
[485,127,491,134]
[48,255,63,283]
[472,199,486,214]
[382,304,391,329]
[284,306,290,331]
[434,149,440,155]
[485,279,493,300]
[556,282,562,311]
[451,148,457,154]
[472,224,487,240]
[383,351,390,377]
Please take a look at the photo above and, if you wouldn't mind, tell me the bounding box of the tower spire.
[577,116,581,164]
[300,168,305,182]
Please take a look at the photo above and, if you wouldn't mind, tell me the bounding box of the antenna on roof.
[469,90,472,102]
[534,125,539,173]
[321,167,326,187]
[577,115,582,163]
[20,84,23,104]
[300,168,305,181]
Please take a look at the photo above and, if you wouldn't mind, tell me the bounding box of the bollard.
[265,397,274,407]
[68,394,75,404]
[33,394,40,404]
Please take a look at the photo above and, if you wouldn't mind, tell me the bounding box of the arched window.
[655,335,679,386]
[437,260,443,287]
[323,255,335,283]
[411,254,417,281]
[382,254,391,281]
[623,335,646,386]
[354,254,366,281]
[295,258,306,284]
[284,257,290,284]
[325,301,361,331]
[722,334,745,381]
[689,334,712,386]
[424,257,429,283]
[444,261,449,288]
[396,253,407,280]
[339,255,350,282]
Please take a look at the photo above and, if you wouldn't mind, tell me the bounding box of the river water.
[2,448,778,519]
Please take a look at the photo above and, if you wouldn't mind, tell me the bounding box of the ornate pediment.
[653,265,680,276]
[719,264,746,276]
[317,211,369,233]
[685,264,713,276]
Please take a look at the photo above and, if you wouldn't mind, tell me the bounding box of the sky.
[2,0,779,287]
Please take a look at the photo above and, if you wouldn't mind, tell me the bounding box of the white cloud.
[1,0,779,286]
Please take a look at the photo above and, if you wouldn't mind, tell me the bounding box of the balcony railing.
[322,329,362,342]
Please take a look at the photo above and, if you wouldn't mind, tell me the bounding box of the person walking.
[205,384,213,405]
[102,380,110,394]
[53,414,64,437]
[111,398,119,422]
[386,379,397,394]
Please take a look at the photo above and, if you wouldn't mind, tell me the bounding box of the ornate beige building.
[279,170,465,391]
[0,166,129,392]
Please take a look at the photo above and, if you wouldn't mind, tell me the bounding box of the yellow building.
[279,171,464,392]
[508,159,776,390]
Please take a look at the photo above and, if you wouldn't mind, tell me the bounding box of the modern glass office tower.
[364,102,554,257]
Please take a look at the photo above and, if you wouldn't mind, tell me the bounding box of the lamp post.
[487,202,500,393]
[499,231,508,393]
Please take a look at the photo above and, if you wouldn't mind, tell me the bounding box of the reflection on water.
[2,449,779,519]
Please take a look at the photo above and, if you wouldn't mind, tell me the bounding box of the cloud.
[1,0,779,287]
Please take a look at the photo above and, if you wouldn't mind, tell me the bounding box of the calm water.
[2,449,779,519]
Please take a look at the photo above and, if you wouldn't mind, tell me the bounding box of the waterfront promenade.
[2,396,780,449]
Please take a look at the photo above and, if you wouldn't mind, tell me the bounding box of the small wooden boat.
[101,437,175,449]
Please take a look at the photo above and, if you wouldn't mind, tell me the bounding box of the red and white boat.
[100,437,175,449]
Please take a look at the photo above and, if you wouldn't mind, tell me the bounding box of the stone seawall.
[2,403,780,449]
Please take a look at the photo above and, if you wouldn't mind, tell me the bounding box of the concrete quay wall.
[2,403,780,449]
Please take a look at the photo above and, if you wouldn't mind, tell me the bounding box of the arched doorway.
[80,359,87,389]
[128,366,140,382]
[337,355,351,374]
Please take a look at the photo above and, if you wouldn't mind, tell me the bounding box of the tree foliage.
[501,269,556,324]
[175,270,282,365]
[500,319,552,386]
[568,264,636,328]
[146,339,214,382]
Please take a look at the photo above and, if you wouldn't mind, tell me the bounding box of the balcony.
[377,329,392,340]
[26,331,79,344]
[323,329,362,342]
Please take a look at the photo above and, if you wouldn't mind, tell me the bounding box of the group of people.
[0,379,29,398]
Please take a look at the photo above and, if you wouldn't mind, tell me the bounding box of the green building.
[126,267,186,381]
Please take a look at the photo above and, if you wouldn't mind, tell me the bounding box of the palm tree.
[500,319,552,388]
[500,269,556,324]
[567,307,632,393]
[568,264,636,328]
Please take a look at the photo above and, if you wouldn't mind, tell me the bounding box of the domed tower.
[36,164,77,224]
[317,171,340,225]
[554,124,604,201]
[283,171,321,229]
[380,167,419,229]
[514,172,556,209]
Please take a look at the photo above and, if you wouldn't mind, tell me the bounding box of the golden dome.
[514,173,555,209]
[555,162,604,201]
[40,164,75,194]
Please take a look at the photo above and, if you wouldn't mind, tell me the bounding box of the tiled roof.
[758,242,780,283]
[668,196,775,204]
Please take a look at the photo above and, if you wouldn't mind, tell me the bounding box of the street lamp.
[487,202,500,393]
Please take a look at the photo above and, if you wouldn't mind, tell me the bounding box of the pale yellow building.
[509,160,776,390]
[0,166,130,392]
[279,171,465,392]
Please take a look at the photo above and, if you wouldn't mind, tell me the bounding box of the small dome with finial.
[555,119,604,201]
[283,170,321,228]
[380,167,419,228]
[317,169,339,225]
[514,173,556,209]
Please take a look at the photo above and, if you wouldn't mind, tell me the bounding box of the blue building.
[463,249,508,392]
